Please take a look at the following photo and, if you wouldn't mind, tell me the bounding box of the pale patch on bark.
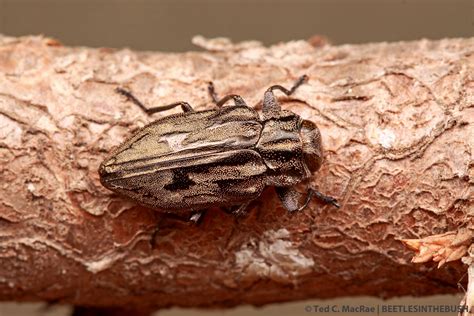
[401,228,473,268]
[235,229,314,284]
[0,114,23,147]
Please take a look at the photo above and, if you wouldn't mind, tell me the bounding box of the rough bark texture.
[0,35,473,310]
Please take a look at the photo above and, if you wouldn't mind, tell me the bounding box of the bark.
[0,34,473,310]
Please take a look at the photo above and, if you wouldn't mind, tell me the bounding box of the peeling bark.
[402,229,473,268]
[0,35,473,310]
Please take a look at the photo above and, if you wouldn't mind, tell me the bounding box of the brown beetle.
[99,75,338,221]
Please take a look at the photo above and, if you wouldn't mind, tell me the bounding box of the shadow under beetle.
[99,75,339,222]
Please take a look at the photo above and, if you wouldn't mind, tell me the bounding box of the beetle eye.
[300,120,323,173]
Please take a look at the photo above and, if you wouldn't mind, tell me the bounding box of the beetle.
[99,75,339,222]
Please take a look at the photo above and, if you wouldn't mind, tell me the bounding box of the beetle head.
[300,120,323,173]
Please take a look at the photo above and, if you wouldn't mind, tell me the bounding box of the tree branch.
[0,35,473,310]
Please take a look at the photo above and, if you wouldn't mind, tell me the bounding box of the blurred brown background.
[0,0,472,51]
[0,0,472,315]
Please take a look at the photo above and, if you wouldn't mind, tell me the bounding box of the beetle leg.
[276,187,301,212]
[221,202,251,217]
[207,82,220,104]
[310,189,340,208]
[232,202,252,217]
[222,202,252,217]
[207,82,248,107]
[145,101,193,114]
[277,186,339,212]
[116,87,194,114]
[262,75,309,117]
[189,210,207,224]
[150,210,206,247]
[268,74,309,96]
